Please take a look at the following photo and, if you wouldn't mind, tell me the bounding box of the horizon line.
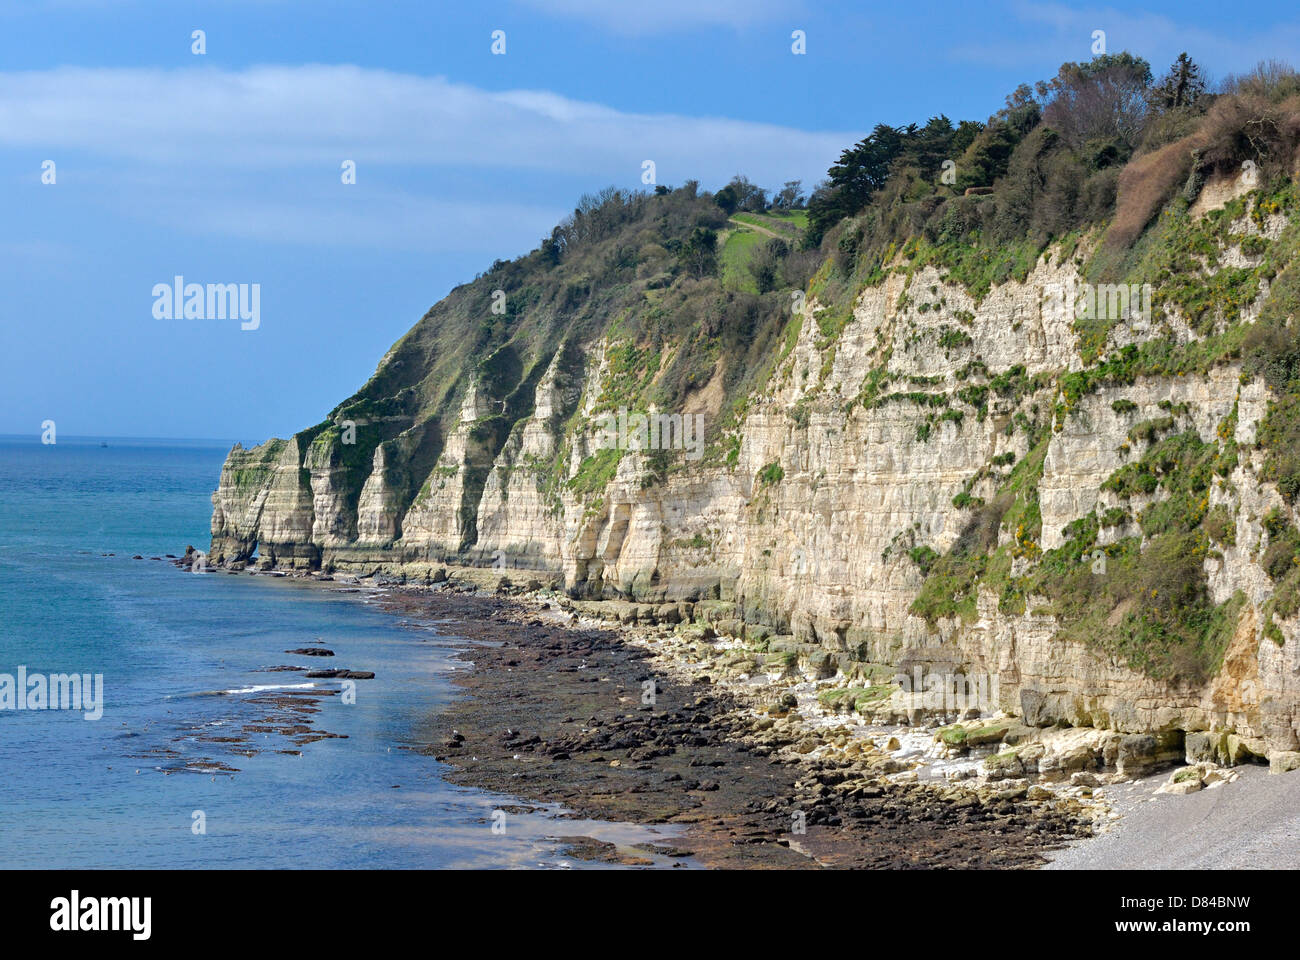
[0,433,239,445]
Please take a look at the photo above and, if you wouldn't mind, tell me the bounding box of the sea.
[0,435,684,868]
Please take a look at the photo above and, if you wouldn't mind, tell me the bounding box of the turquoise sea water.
[0,436,680,868]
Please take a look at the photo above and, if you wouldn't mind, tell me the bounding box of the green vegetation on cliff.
[224,53,1300,686]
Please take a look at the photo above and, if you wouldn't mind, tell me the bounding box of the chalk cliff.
[211,160,1300,764]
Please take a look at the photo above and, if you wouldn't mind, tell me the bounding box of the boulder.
[716,618,745,639]
[993,780,1030,800]
[656,603,681,624]
[984,751,1023,781]
[964,723,1012,747]
[1226,734,1267,765]
[1156,764,1213,794]
[1269,751,1300,774]
[999,722,1037,746]
[1116,734,1158,777]
[1041,743,1096,781]
[1017,741,1046,774]
[804,650,837,679]
[1185,730,1228,765]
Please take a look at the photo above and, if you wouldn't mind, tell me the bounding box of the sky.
[2,0,1299,445]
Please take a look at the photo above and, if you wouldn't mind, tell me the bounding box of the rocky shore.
[176,550,1108,867]
[176,549,1300,867]
[400,591,1099,868]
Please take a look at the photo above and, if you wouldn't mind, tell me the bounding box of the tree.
[714,183,739,214]
[539,229,564,265]
[806,123,909,243]
[950,119,986,159]
[956,105,1038,189]
[715,175,767,214]
[804,117,984,242]
[830,123,907,203]
[900,115,959,181]
[678,227,717,278]
[748,237,788,292]
[773,180,804,209]
[1150,52,1206,110]
[1041,53,1153,155]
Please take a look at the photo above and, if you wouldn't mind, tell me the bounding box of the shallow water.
[0,435,686,868]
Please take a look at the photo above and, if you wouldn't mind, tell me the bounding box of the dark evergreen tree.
[1150,52,1206,110]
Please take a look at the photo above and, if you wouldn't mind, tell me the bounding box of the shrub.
[908,545,940,575]
[1108,135,1201,249]
[1127,416,1176,444]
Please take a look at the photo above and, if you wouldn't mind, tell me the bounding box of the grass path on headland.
[728,215,784,239]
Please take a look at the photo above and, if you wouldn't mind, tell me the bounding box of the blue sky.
[3,0,1299,444]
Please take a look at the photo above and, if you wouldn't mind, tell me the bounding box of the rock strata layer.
[210,190,1300,764]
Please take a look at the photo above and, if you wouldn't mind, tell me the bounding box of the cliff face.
[211,170,1300,761]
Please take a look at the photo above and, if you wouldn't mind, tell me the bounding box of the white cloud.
[0,65,851,184]
[0,64,854,252]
